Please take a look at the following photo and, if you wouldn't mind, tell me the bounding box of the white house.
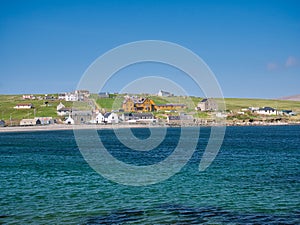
[104,112,119,124]
[158,90,173,97]
[96,113,105,124]
[64,115,75,125]
[65,92,78,101]
[90,112,105,124]
[22,95,35,100]
[14,103,34,109]
[58,93,66,100]
[57,107,72,116]
[56,102,65,111]
[256,107,277,115]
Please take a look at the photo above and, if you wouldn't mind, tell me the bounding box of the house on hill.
[22,95,35,100]
[157,90,173,97]
[98,92,110,98]
[122,96,186,112]
[65,92,79,101]
[57,107,72,116]
[56,102,65,111]
[122,97,156,112]
[14,103,34,109]
[58,93,66,100]
[196,98,217,111]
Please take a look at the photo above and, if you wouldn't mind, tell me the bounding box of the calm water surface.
[0,126,299,224]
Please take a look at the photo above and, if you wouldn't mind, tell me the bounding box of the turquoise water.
[0,126,299,224]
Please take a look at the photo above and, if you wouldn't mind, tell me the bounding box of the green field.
[93,95,300,112]
[224,98,300,112]
[0,95,73,124]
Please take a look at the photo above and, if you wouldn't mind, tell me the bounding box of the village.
[0,89,299,128]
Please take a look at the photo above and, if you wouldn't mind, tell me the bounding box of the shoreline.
[0,122,299,133]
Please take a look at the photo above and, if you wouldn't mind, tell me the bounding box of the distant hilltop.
[278,94,300,101]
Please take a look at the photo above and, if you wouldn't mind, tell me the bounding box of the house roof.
[156,103,185,107]
[72,111,92,116]
[159,90,171,94]
[104,112,112,118]
[57,107,72,112]
[15,103,33,106]
[123,112,132,117]
[259,107,275,111]
[168,116,181,120]
[123,97,152,104]
[20,118,40,123]
[132,113,154,118]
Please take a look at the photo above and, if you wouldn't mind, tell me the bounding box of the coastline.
[0,121,299,133]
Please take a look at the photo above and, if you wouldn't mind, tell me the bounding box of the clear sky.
[0,0,299,98]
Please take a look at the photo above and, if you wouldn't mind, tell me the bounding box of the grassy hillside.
[92,94,300,112]
[1,94,299,125]
[0,95,72,122]
[224,98,300,112]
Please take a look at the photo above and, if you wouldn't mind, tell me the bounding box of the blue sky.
[0,0,299,98]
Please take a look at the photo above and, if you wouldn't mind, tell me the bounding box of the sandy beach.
[0,121,299,133]
[0,123,162,133]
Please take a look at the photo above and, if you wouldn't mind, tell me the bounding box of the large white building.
[65,92,79,101]
[256,107,278,115]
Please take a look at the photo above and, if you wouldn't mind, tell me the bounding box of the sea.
[0,126,299,224]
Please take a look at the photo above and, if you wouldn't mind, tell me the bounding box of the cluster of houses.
[122,96,186,112]
[21,90,90,102]
[58,90,90,101]
[6,89,297,127]
[240,106,296,116]
[23,94,57,101]
[19,117,54,126]
[194,99,297,116]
